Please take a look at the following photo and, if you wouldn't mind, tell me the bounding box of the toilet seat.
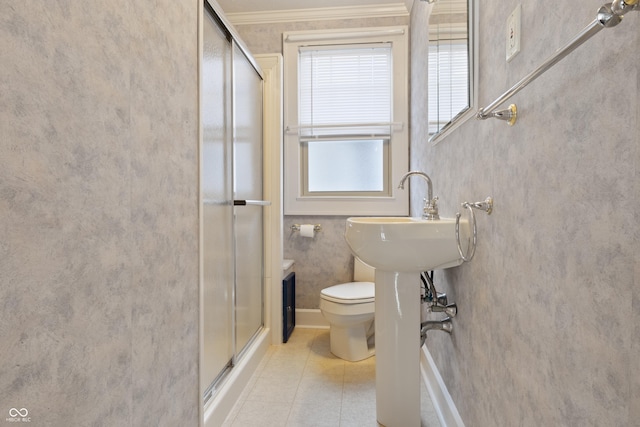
[319,275,376,362]
[320,282,375,304]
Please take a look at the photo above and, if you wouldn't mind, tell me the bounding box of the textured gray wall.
[0,2,200,425]
[235,16,410,309]
[411,1,639,426]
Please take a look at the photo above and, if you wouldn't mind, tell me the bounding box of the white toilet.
[320,257,375,362]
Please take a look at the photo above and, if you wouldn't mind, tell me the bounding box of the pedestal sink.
[345,216,470,427]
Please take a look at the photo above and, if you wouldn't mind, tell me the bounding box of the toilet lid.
[321,282,375,304]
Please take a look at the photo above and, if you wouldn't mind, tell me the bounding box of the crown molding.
[432,0,467,15]
[405,0,414,13]
[225,3,409,26]
[408,0,467,15]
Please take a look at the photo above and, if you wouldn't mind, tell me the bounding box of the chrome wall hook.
[467,196,493,214]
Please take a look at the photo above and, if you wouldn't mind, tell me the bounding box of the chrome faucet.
[420,318,453,347]
[397,171,440,220]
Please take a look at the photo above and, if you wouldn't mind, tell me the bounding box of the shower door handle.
[233,200,271,206]
[202,199,271,206]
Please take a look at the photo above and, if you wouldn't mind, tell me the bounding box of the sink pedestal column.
[375,270,421,427]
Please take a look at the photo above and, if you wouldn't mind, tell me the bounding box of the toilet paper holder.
[290,224,322,232]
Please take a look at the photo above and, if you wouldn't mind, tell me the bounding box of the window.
[283,27,409,215]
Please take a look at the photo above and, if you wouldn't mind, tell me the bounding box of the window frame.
[283,26,409,216]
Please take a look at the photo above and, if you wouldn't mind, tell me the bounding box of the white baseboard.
[295,308,329,329]
[203,329,271,427]
[420,345,465,427]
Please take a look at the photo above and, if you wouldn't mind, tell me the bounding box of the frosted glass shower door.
[201,10,233,397]
[233,43,264,355]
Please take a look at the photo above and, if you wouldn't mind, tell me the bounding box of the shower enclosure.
[201,1,265,402]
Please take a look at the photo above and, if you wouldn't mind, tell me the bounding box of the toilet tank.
[354,257,375,282]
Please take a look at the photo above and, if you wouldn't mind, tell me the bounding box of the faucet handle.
[423,196,439,220]
[430,196,439,209]
[421,196,440,220]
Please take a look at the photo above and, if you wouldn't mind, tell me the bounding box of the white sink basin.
[344,215,473,426]
[345,216,470,272]
[345,216,471,426]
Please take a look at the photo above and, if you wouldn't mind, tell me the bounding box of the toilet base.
[329,321,375,362]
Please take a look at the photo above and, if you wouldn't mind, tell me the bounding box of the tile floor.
[223,328,442,427]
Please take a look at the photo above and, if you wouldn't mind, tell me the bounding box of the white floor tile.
[223,328,442,427]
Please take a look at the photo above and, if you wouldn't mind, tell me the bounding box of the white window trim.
[283,26,409,216]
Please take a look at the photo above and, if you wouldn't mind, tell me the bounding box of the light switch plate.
[506,5,521,62]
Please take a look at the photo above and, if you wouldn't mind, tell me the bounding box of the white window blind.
[428,40,468,135]
[298,44,392,138]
